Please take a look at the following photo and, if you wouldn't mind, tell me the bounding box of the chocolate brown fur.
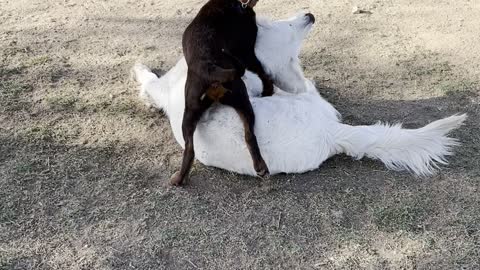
[171,0,272,185]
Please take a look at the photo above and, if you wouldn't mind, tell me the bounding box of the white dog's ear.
[256,16,272,28]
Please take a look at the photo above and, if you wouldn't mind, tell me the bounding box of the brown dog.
[170,0,273,186]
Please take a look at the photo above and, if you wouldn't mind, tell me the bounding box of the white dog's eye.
[289,24,293,27]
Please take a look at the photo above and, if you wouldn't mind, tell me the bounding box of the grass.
[0,66,26,78]
[45,95,79,111]
[374,201,429,233]
[25,55,51,67]
[439,80,478,96]
[21,125,70,143]
[0,81,33,112]
[0,0,479,269]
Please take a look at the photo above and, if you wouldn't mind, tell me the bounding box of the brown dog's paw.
[255,161,270,179]
[257,168,270,179]
[261,79,274,97]
[169,171,187,186]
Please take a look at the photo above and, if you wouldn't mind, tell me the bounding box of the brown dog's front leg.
[246,54,274,97]
[258,73,274,97]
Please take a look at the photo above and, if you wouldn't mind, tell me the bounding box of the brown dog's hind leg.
[169,108,202,186]
[170,79,213,186]
[220,79,270,178]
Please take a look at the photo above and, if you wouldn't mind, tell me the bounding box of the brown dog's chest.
[221,6,258,52]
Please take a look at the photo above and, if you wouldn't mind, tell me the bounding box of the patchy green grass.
[18,123,80,144]
[43,91,152,120]
[45,95,79,111]
[374,201,429,233]
[0,81,33,112]
[0,66,26,78]
[438,80,478,95]
[24,55,52,67]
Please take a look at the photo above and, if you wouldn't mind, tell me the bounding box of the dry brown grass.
[1,0,479,269]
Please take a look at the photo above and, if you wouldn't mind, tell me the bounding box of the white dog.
[134,13,465,177]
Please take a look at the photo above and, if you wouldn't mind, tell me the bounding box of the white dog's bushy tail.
[133,63,158,85]
[133,63,173,112]
[132,63,159,108]
[334,114,466,175]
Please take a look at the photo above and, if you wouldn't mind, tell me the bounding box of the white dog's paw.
[131,63,152,84]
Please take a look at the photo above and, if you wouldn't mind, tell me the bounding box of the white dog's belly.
[189,94,338,175]
[154,58,341,175]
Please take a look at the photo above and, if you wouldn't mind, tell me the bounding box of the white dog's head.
[254,13,315,94]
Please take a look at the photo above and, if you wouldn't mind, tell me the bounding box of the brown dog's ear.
[248,0,259,8]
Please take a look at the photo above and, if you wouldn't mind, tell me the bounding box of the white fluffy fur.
[134,14,466,176]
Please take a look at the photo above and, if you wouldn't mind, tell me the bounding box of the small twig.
[219,206,232,217]
[277,212,282,229]
[185,258,199,269]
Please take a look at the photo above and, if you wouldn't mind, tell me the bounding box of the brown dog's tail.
[190,50,245,83]
[221,48,246,77]
[207,64,239,83]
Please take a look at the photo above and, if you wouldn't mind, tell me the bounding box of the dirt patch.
[1,0,479,269]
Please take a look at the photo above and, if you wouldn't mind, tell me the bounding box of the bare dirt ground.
[1,0,479,269]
